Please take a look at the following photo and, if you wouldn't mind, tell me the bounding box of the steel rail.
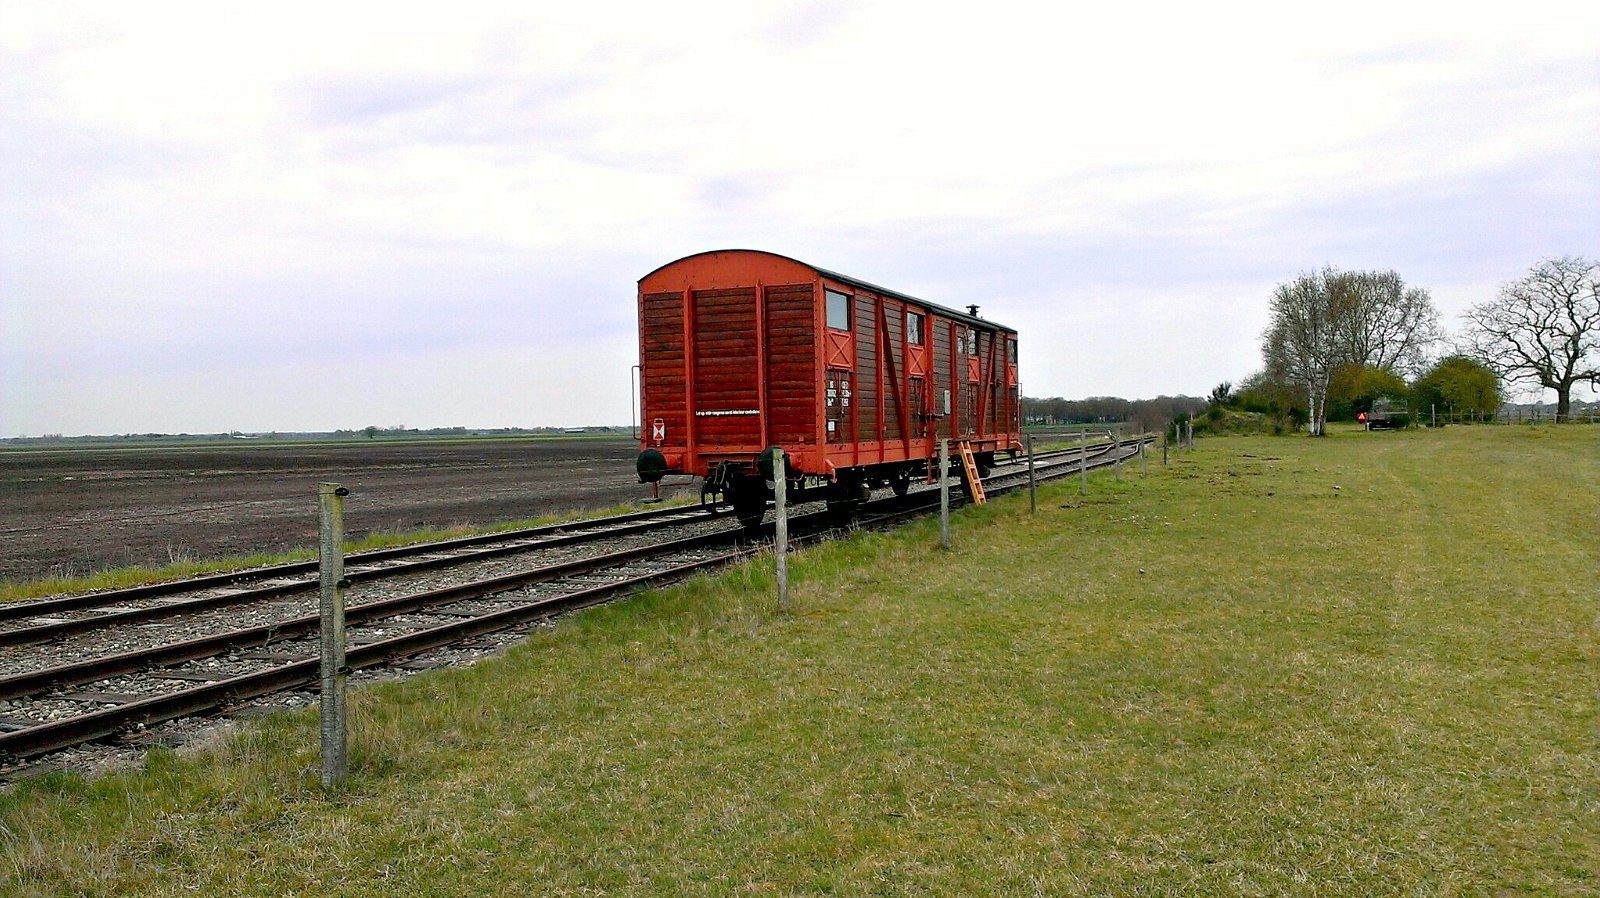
[0,552,747,761]
[0,443,1106,625]
[0,526,757,702]
[0,502,711,622]
[0,508,870,762]
[0,510,717,646]
[0,439,1135,648]
[0,435,1150,764]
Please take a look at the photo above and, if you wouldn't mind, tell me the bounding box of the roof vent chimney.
[967,304,981,317]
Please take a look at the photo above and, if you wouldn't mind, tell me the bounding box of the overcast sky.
[3,2,1597,436]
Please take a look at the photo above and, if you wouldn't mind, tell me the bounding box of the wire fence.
[1431,409,1600,426]
[1498,409,1599,425]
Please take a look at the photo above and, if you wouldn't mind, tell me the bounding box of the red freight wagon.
[635,249,1021,526]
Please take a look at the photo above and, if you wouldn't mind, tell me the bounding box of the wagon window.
[906,310,925,345]
[1006,338,1017,364]
[825,289,851,331]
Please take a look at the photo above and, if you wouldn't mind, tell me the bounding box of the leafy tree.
[1462,256,1600,421]
[1327,364,1408,421]
[1234,369,1304,432]
[1412,356,1502,422]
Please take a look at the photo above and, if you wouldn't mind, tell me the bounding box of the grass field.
[3,425,1595,896]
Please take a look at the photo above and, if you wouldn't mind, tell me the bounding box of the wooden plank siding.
[931,317,951,431]
[880,297,906,444]
[638,250,1019,481]
[762,284,816,445]
[853,293,879,451]
[690,288,761,444]
[641,291,687,445]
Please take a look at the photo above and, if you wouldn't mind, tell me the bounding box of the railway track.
[0,437,1148,772]
[0,501,716,630]
[0,441,1112,638]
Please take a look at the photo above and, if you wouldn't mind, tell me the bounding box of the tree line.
[1022,395,1209,435]
[1243,255,1598,432]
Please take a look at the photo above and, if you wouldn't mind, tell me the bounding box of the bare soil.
[0,437,694,584]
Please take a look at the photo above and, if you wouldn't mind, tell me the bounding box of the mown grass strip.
[1,426,1595,896]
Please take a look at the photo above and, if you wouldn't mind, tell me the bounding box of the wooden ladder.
[956,441,987,504]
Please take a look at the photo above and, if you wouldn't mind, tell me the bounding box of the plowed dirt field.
[0,436,692,583]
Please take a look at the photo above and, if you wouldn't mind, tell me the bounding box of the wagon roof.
[641,249,1017,334]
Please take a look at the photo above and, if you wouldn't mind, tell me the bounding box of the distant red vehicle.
[635,249,1022,526]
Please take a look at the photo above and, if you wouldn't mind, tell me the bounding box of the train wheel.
[890,469,912,497]
[730,477,768,530]
[825,476,869,521]
[699,480,725,515]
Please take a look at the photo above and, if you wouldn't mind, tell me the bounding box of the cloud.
[3,2,1598,435]
[297,74,487,127]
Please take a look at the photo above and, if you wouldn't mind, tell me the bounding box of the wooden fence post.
[1026,433,1037,513]
[1078,430,1088,495]
[773,449,788,612]
[938,439,951,549]
[318,483,350,790]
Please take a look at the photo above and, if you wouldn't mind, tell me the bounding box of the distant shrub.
[1191,410,1271,437]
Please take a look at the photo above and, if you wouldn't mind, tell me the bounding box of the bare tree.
[1266,269,1356,435]
[1462,256,1600,421]
[1335,270,1440,375]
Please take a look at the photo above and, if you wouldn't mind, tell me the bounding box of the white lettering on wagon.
[694,409,760,417]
